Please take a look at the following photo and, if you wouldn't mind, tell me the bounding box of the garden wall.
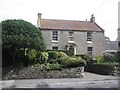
[90,64,119,76]
[2,67,84,80]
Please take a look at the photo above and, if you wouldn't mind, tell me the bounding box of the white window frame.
[68,31,74,41]
[87,32,92,43]
[52,31,58,42]
[52,46,58,50]
[87,47,93,55]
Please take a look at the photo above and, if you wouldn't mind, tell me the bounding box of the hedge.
[46,50,74,56]
[91,62,119,75]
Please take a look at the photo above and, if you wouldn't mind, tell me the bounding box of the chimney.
[37,13,42,28]
[90,14,95,23]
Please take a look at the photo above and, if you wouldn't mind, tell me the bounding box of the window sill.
[68,41,74,43]
[87,41,92,44]
[52,41,58,43]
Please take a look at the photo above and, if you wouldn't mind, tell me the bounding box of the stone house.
[37,13,106,57]
[105,40,118,53]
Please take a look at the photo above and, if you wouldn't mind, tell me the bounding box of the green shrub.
[46,50,74,56]
[58,52,69,58]
[63,50,74,56]
[75,54,83,58]
[95,55,105,63]
[92,62,119,75]
[38,63,61,70]
[57,52,69,64]
[26,49,39,61]
[61,57,86,68]
[47,51,59,59]
[37,52,48,64]
[75,54,92,63]
[103,53,115,62]
[2,19,46,67]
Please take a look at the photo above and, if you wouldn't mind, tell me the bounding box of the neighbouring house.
[105,39,118,54]
[37,13,106,57]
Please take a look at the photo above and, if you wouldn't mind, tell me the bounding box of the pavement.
[1,72,119,89]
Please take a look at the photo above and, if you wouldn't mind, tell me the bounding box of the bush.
[61,57,86,68]
[2,19,46,66]
[2,47,29,67]
[47,51,59,59]
[57,52,69,64]
[95,55,105,63]
[37,52,48,64]
[75,54,83,58]
[62,50,74,56]
[92,62,119,75]
[26,49,39,60]
[103,53,115,62]
[46,50,74,56]
[75,54,92,63]
[38,63,61,70]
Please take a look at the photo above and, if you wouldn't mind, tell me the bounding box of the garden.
[79,53,120,76]
[2,19,119,80]
[2,19,86,80]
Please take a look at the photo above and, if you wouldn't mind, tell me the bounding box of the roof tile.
[40,19,104,32]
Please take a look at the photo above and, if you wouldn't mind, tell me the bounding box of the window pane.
[52,47,58,50]
[69,32,73,37]
[69,46,74,51]
[87,32,92,41]
[52,31,58,41]
[69,37,74,41]
[87,47,92,55]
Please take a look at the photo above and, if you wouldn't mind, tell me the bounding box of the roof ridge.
[41,18,89,22]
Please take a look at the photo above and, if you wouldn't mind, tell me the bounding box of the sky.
[0,0,119,41]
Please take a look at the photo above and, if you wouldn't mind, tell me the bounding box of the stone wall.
[2,67,84,80]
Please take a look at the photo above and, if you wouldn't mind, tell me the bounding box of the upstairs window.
[87,32,92,42]
[68,31,74,41]
[52,31,58,42]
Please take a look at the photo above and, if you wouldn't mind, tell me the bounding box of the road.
[1,72,120,90]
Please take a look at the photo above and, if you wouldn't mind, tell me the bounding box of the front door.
[69,45,76,55]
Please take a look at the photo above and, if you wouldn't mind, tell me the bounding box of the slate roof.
[40,19,104,32]
[105,41,118,51]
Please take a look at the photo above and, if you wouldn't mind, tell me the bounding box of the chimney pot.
[38,13,42,19]
[90,14,95,23]
[37,13,42,28]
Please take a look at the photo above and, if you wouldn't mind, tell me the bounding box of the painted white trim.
[87,41,92,44]
[51,41,58,43]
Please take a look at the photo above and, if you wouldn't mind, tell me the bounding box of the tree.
[2,19,46,66]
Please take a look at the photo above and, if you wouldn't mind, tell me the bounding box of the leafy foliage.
[61,57,86,68]
[103,53,115,62]
[2,19,46,66]
[47,51,59,59]
[35,63,61,70]
[37,52,49,64]
[26,49,39,64]
[95,55,105,63]
[75,54,92,63]
[2,19,46,50]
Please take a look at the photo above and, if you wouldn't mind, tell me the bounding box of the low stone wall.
[2,67,84,80]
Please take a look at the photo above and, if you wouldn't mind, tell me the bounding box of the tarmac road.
[1,72,120,90]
